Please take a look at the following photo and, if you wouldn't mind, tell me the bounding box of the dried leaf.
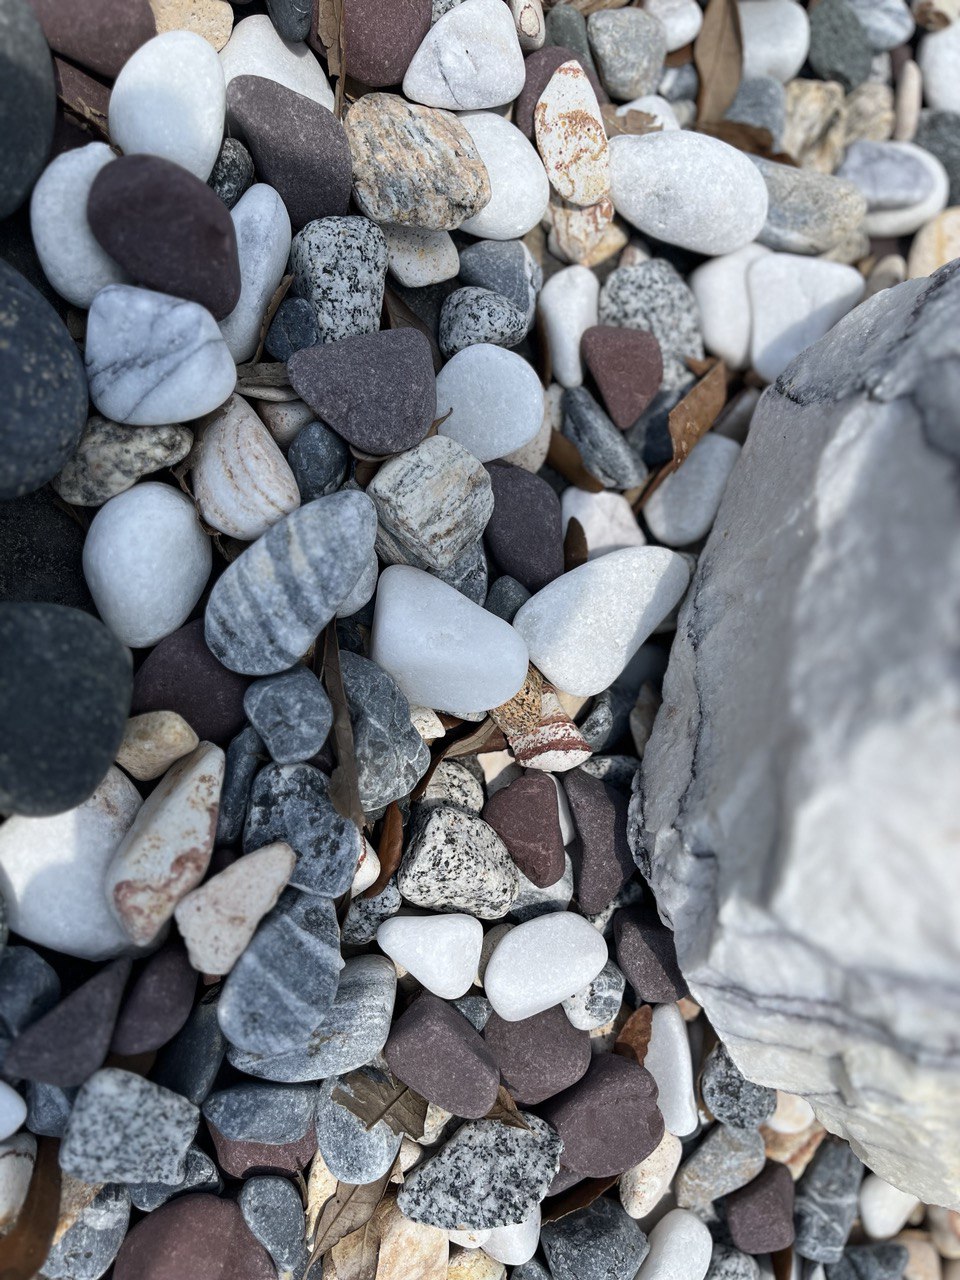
[547,430,604,494]
[541,1174,620,1223]
[668,358,728,466]
[614,1004,653,1066]
[665,41,694,67]
[563,516,589,572]
[693,119,799,165]
[382,289,444,373]
[694,0,743,123]
[565,0,628,12]
[322,624,366,831]
[484,1086,531,1131]
[234,361,292,387]
[364,802,403,899]
[327,1207,387,1280]
[772,1246,795,1280]
[252,273,293,365]
[332,1069,429,1140]
[0,1137,62,1280]
[600,105,662,138]
[54,58,109,138]
[409,716,507,802]
[307,1169,393,1272]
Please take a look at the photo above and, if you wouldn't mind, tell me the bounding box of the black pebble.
[0,487,94,611]
[265,296,320,362]
[0,0,55,219]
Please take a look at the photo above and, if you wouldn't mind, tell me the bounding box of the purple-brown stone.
[482,772,566,889]
[111,942,198,1056]
[726,1162,797,1255]
[613,901,688,1004]
[386,993,500,1119]
[132,619,250,745]
[114,1194,275,1280]
[28,0,156,79]
[581,326,663,431]
[564,768,634,915]
[484,463,565,594]
[342,0,432,86]
[484,1005,590,1105]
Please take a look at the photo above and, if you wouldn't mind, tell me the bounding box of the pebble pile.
[0,0,958,1276]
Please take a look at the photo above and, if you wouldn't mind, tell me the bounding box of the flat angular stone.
[403,0,525,110]
[481,772,566,888]
[341,652,431,810]
[564,767,634,915]
[701,1043,777,1129]
[437,345,545,464]
[535,61,610,208]
[386,992,500,1118]
[484,911,608,1020]
[752,158,867,255]
[613,901,687,1003]
[541,1196,650,1280]
[485,1004,590,1105]
[244,667,332,766]
[113,1194,275,1280]
[314,1072,402,1183]
[399,806,520,918]
[377,914,483,1000]
[289,215,388,342]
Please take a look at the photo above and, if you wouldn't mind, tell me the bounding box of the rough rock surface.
[631,262,960,1208]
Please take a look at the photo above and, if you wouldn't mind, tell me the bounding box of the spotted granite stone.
[598,259,703,392]
[398,806,520,918]
[439,287,528,357]
[289,216,388,342]
[701,1043,777,1129]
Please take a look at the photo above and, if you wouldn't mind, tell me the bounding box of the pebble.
[208,137,256,209]
[535,61,611,207]
[289,215,388,342]
[539,265,600,388]
[738,0,810,81]
[562,386,649,488]
[544,1051,664,1176]
[484,1208,541,1266]
[128,1144,221,1212]
[676,1122,767,1210]
[510,848,575,921]
[484,910,607,1020]
[636,1209,712,1280]
[113,1194,275,1280]
[398,805,520,917]
[726,1162,797,1254]
[150,987,225,1105]
[927,1208,960,1259]
[265,295,319,360]
[342,651,432,810]
[562,960,625,1031]
[515,45,608,139]
[403,0,525,110]
[481,771,566,888]
[547,4,598,77]
[767,1091,816,1134]
[564,767,633,913]
[30,0,152,75]
[484,463,563,593]
[54,417,194,509]
[919,22,960,112]
[859,1175,921,1240]
[645,0,702,50]
[60,1068,199,1185]
[377,913,483,999]
[437,344,545,465]
[242,667,331,766]
[25,1081,74,1139]
[708,1246,762,1280]
[587,9,668,101]
[0,1131,35,1228]
[513,548,690,697]
[0,0,54,220]
[621,1130,683,1218]
[153,0,233,48]
[439,286,528,356]
[109,31,226,181]
[109,942,197,1056]
[808,0,873,91]
[203,1080,318,1170]
[689,245,770,372]
[0,768,138,958]
[726,76,786,147]
[457,111,550,239]
[386,992,500,1118]
[747,254,865,383]
[86,285,237,426]
[397,1113,561,1229]
[598,259,703,393]
[41,1179,132,1280]
[220,15,334,113]
[641,1002,697,1137]
[0,486,91,611]
[205,490,377,676]
[914,111,960,205]
[0,947,60,1057]
[827,1245,911,1280]
[340,0,431,83]
[613,901,688,1003]
[908,207,960,277]
[314,1072,402,1183]
[419,760,485,813]
[794,1138,865,1263]
[485,1003,590,1104]
[644,434,741,547]
[610,133,769,256]
[284,423,346,503]
[384,224,460,288]
[701,1043,776,1129]
[582,326,662,431]
[0,1083,27,1142]
[220,183,292,363]
[841,141,949,236]
[541,1196,650,1280]
[844,0,914,49]
[751,158,867,255]
[239,1176,307,1279]
[561,488,646,560]
[133,619,250,744]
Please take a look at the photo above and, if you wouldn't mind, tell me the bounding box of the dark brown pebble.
[482,771,566,889]
[613,901,688,1004]
[484,1004,590,1106]
[342,0,432,86]
[206,1121,318,1179]
[514,45,609,139]
[563,767,634,916]
[132,619,250,745]
[581,325,663,431]
[113,1194,275,1280]
[726,1161,797,1255]
[110,942,198,1057]
[484,462,565,594]
[385,992,500,1119]
[28,0,156,79]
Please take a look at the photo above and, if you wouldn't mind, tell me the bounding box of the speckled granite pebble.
[399,806,520,918]
[541,1195,650,1280]
[289,216,388,342]
[701,1043,777,1129]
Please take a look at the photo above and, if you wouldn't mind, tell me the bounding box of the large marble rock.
[631,262,960,1209]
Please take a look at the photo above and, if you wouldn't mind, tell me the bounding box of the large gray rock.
[631,262,960,1209]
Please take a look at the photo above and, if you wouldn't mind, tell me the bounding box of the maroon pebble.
[484,463,565,594]
[484,1004,591,1106]
[206,1119,318,1179]
[132,619,250,745]
[613,901,688,1004]
[29,0,156,79]
[481,771,566,889]
[514,46,609,139]
[342,0,432,86]
[581,326,664,431]
[385,992,500,1119]
[110,942,198,1057]
[726,1161,797,1254]
[563,767,634,915]
[113,1194,275,1280]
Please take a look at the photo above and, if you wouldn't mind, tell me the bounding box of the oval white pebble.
[83,483,212,649]
[535,61,610,208]
[860,1174,922,1240]
[436,344,544,462]
[483,911,608,1020]
[643,1003,699,1137]
[537,265,599,389]
[0,1083,27,1143]
[457,112,550,240]
[109,29,226,181]
[377,914,484,999]
[689,243,772,371]
[384,224,460,287]
[220,183,293,364]
[561,488,647,559]
[919,21,960,113]
[610,132,769,256]
[220,14,334,117]
[618,94,681,131]
[636,1207,713,1280]
[403,0,525,110]
[738,0,810,82]
[483,1208,541,1265]
[857,143,950,238]
[643,0,703,51]
[643,434,741,548]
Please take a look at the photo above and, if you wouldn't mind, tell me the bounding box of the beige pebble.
[783,79,847,173]
[897,1231,944,1280]
[510,0,545,50]
[173,841,295,974]
[377,1200,449,1279]
[865,254,907,299]
[929,1208,960,1260]
[894,60,923,142]
[447,1249,506,1280]
[767,1091,816,1135]
[0,1132,36,1234]
[255,398,316,449]
[535,61,610,207]
[422,1103,455,1146]
[860,1174,922,1240]
[761,1116,827,1179]
[305,1151,338,1239]
[908,208,960,278]
[619,238,652,267]
[150,0,234,48]
[677,997,702,1022]
[411,705,446,742]
[620,1131,683,1219]
[546,196,627,268]
[393,1137,423,1180]
[116,710,199,782]
[50,1172,103,1247]
[843,82,894,146]
[912,0,960,29]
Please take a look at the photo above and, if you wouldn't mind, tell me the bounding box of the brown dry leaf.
[54,58,109,139]
[566,0,628,12]
[410,716,507,801]
[326,1209,386,1280]
[614,1004,653,1066]
[383,289,444,374]
[364,802,403,899]
[771,1246,795,1280]
[599,105,662,139]
[234,361,292,388]
[547,431,604,494]
[668,358,728,466]
[665,42,694,67]
[563,516,589,572]
[332,1070,429,1140]
[485,1086,531,1130]
[307,1170,394,1272]
[252,273,294,364]
[0,1137,62,1280]
[541,1174,620,1223]
[322,623,365,831]
[694,0,743,123]
[694,119,799,165]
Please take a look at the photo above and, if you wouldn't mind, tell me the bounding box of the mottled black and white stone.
[454,995,492,1032]
[244,666,333,766]
[24,1080,75,1137]
[204,490,378,676]
[218,889,344,1055]
[485,575,531,622]
[458,240,542,325]
[265,295,320,362]
[417,760,485,815]
[216,726,266,846]
[701,1043,776,1129]
[439,286,528,358]
[340,652,431,812]
[314,1072,403,1184]
[341,879,403,946]
[826,1245,910,1280]
[562,960,626,1031]
[289,216,388,342]
[207,137,255,210]
[53,417,194,508]
[239,1176,308,1277]
[794,1139,865,1263]
[227,955,397,1082]
[399,1112,561,1229]
[0,0,54,220]
[60,1068,200,1185]
[399,807,520,919]
[127,1144,221,1212]
[152,988,226,1106]
[40,1182,131,1280]
[563,387,649,489]
[541,1196,650,1280]
[203,1081,319,1143]
[287,420,351,502]
[707,1244,762,1280]
[244,763,362,896]
[599,259,703,394]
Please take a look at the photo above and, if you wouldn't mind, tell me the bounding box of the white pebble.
[256,398,316,449]
[538,265,599,388]
[644,434,741,547]
[689,243,772,371]
[403,0,525,110]
[860,1174,922,1240]
[384,224,460,287]
[535,61,610,208]
[561,488,646,559]
[377,914,484,999]
[621,1132,683,1220]
[449,1228,492,1249]
[483,911,608,1020]
[919,21,960,112]
[351,840,381,896]
[738,0,810,82]
[767,1091,816,1134]
[458,112,550,240]
[436,344,544,462]
[220,14,334,119]
[512,547,691,697]
[643,1003,698,1137]
[0,1132,35,1231]
[109,30,226,180]
[643,0,702,51]
[83,483,212,649]
[220,183,292,364]
[858,142,950,237]
[636,1208,713,1280]
[483,1208,541,1265]
[618,94,681,131]
[0,1084,26,1143]
[510,0,544,51]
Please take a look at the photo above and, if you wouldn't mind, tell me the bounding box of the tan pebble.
[376,1199,449,1279]
[865,253,907,298]
[783,79,847,173]
[929,1208,960,1260]
[116,710,199,782]
[0,1132,36,1234]
[843,82,894,146]
[447,1249,506,1280]
[535,61,610,207]
[422,1103,455,1146]
[305,1150,339,1239]
[410,705,446,742]
[489,666,544,736]
[619,238,652,267]
[173,840,295,974]
[894,60,923,142]
[254,398,315,449]
[510,0,544,50]
[677,997,702,1022]
[767,1090,817,1135]
[546,195,627,268]
[912,0,960,29]
[150,0,234,48]
[946,1263,960,1280]
[396,1137,423,1176]
[761,1116,827,1179]
[620,1130,683,1219]
[897,1231,944,1280]
[908,208,960,278]
[448,1228,491,1249]
[506,686,592,772]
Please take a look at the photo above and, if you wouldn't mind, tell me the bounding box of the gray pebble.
[587,8,667,101]
[580,754,640,794]
[843,0,913,52]
[287,420,351,501]
[438,287,528,357]
[289,216,388,343]
[725,77,786,149]
[203,1081,319,1143]
[541,1195,650,1280]
[341,879,403,946]
[546,4,598,77]
[700,1043,776,1129]
[454,995,492,1032]
[40,1183,130,1280]
[513,1263,552,1280]
[418,760,485,816]
[244,666,333,766]
[53,417,193,507]
[216,726,266,846]
[458,240,541,325]
[208,137,255,210]
[265,295,320,362]
[485,575,531,622]
[431,537,489,603]
[708,1243,763,1280]
[341,651,431,811]
[914,110,960,206]
[152,988,226,1106]
[399,806,520,919]
[127,1144,221,1212]
[659,63,698,101]
[599,260,703,393]
[794,1138,865,1264]
[562,387,649,489]
[752,157,867,255]
[675,1122,767,1210]
[808,0,873,92]
[314,1071,403,1184]
[25,1080,76,1137]
[826,1245,910,1280]
[267,0,312,41]
[240,1176,308,1277]
[837,140,938,211]
[0,945,59,1068]
[562,959,625,1031]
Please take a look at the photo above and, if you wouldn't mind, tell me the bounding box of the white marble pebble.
[618,94,681,131]
[351,840,381,896]
[643,0,702,51]
[109,30,226,181]
[457,112,550,240]
[689,243,772,371]
[747,254,865,384]
[403,0,525,110]
[636,1208,713,1280]
[919,21,960,113]
[738,0,810,82]
[538,265,599,388]
[857,143,950,237]
[483,911,608,1020]
[561,488,646,559]
[510,0,544,51]
[610,132,769,256]
[377,914,484,999]
[0,767,140,960]
[767,1090,816,1133]
[502,387,555,472]
[0,1084,26,1143]
[643,1003,698,1137]
[483,1207,541,1265]
[29,144,128,309]
[0,1132,35,1230]
[535,61,611,208]
[552,774,576,845]
[86,286,237,426]
[372,565,530,716]
[384,224,460,287]
[83,483,212,649]
[513,547,690,697]
[893,59,922,143]
[220,14,334,120]
[860,1174,922,1240]
[644,435,741,548]
[220,183,293,363]
[436,344,544,462]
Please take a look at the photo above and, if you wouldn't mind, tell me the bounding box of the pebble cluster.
[1,0,959,1276]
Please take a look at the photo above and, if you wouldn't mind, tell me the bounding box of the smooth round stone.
[538,265,599,389]
[0,0,55,220]
[126,1144,221,1213]
[919,22,960,113]
[610,132,768,255]
[87,154,241,320]
[83,483,211,649]
[220,15,334,115]
[132,619,249,744]
[582,325,662,430]
[0,1130,35,1225]
[908,207,960,278]
[403,0,525,109]
[542,1200,648,1280]
[54,417,193,509]
[244,667,331,766]
[561,488,646,560]
[485,1003,590,1104]
[844,0,914,51]
[644,434,741,547]
[0,1081,27,1141]
[399,806,520,919]
[264,295,319,360]
[738,0,810,82]
[619,92,680,130]
[482,772,566,888]
[30,143,128,310]
[535,60,611,208]
[239,1176,307,1277]
[0,487,92,610]
[315,1072,402,1183]
[377,913,483,999]
[914,111,960,206]
[515,44,608,139]
[587,9,667,101]
[485,1209,540,1266]
[385,992,500,1118]
[0,262,88,501]
[636,1209,712,1280]
[384,225,460,287]
[808,0,873,91]
[30,0,153,77]
[562,386,648,489]
[457,111,549,240]
[747,254,865,384]
[644,0,701,50]
[289,215,388,343]
[439,287,528,357]
[264,0,310,40]
[513,548,690,698]
[751,157,869,255]
[208,137,255,209]
[689,244,771,371]
[726,1163,796,1254]
[483,910,607,1021]
[859,1175,921,1240]
[484,463,563,593]
[110,943,197,1055]
[41,1181,132,1280]
[220,182,292,364]
[436,344,544,464]
[642,1002,697,1137]
[342,0,431,84]
[620,1130,683,1219]
[676,1123,766,1211]
[109,31,226,181]
[563,767,633,915]
[841,141,949,236]
[114,1194,274,1280]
